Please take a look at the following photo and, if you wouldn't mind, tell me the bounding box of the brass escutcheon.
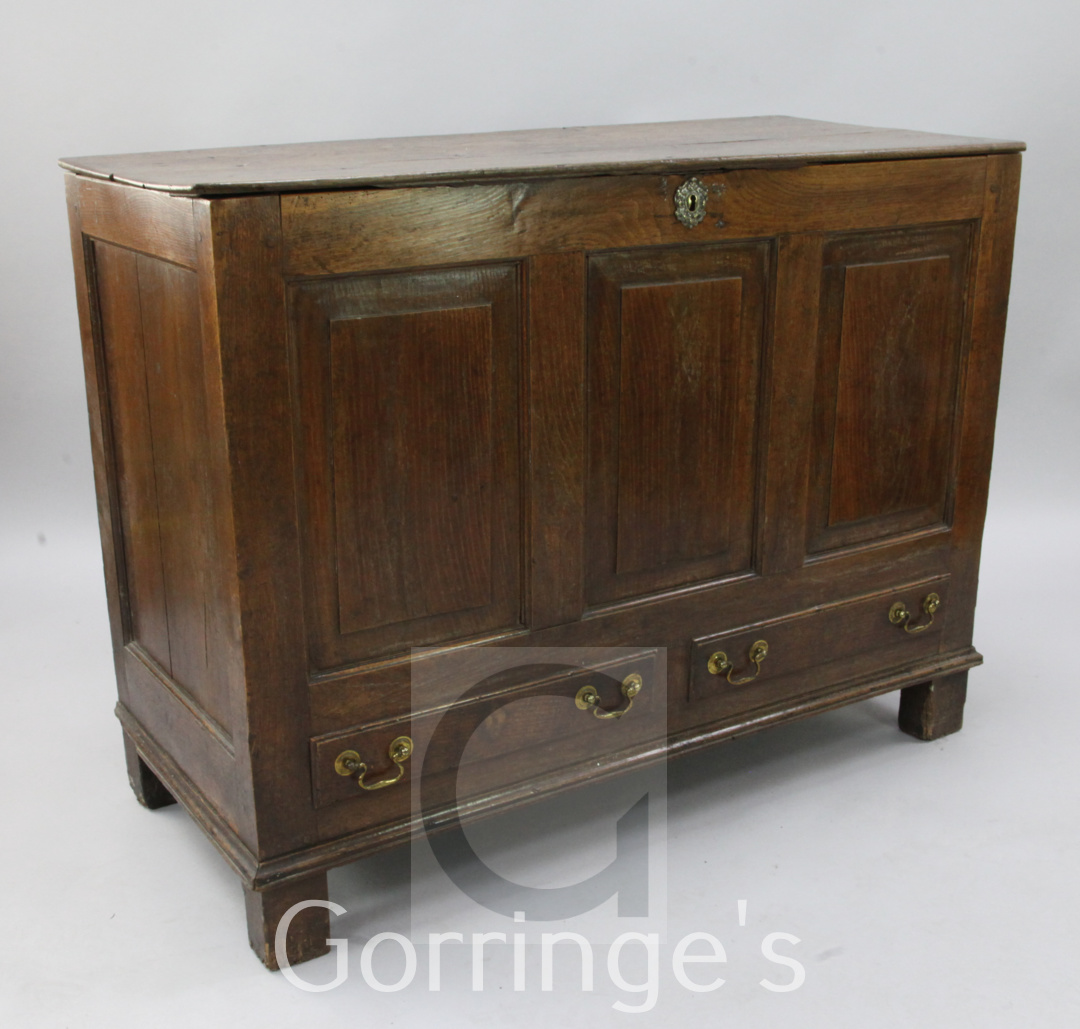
[889,592,941,635]
[334,735,413,791]
[708,640,769,685]
[674,176,709,228]
[575,672,643,720]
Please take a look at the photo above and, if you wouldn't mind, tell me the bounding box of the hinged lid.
[59,115,1024,196]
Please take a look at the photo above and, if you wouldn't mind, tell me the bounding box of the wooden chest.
[61,116,1023,968]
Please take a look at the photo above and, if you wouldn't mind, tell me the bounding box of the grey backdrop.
[2,2,1077,1025]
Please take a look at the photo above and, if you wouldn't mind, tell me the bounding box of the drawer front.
[310,650,666,828]
[689,576,951,713]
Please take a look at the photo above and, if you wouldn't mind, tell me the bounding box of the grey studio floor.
[2,497,1078,1027]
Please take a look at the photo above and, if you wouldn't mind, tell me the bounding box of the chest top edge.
[58,115,1025,198]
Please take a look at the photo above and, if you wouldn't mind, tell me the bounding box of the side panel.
[94,240,234,740]
[65,174,249,851]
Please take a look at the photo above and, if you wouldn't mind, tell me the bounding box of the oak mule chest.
[61,116,1023,968]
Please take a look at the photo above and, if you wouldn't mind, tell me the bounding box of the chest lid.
[59,115,1024,196]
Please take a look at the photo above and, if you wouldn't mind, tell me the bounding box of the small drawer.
[310,649,666,820]
[689,577,950,712]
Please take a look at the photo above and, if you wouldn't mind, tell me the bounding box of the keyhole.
[687,195,696,211]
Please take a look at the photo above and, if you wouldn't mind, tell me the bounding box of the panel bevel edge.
[516,257,530,632]
[937,218,980,537]
[520,257,535,628]
[750,236,780,576]
[802,522,953,566]
[79,232,136,651]
[281,272,321,677]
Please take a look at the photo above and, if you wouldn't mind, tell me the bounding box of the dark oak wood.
[245,872,331,971]
[265,646,983,888]
[943,154,1023,654]
[307,533,954,733]
[93,243,169,663]
[586,242,768,604]
[898,672,969,740]
[60,115,1021,194]
[278,157,989,276]
[116,701,257,883]
[688,576,950,711]
[123,732,176,809]
[758,232,824,575]
[288,264,523,668]
[61,116,1022,969]
[192,195,317,861]
[526,252,587,630]
[97,243,234,733]
[311,652,664,828]
[807,223,973,554]
[68,175,197,267]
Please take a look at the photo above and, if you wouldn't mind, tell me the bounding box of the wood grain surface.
[61,115,1022,194]
[281,157,987,275]
[61,120,1022,968]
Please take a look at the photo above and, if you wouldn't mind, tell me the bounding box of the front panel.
[585,242,770,606]
[289,263,524,670]
[807,223,974,555]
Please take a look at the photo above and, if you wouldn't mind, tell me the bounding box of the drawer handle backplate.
[889,592,941,634]
[335,735,413,791]
[575,672,643,720]
[708,640,769,685]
